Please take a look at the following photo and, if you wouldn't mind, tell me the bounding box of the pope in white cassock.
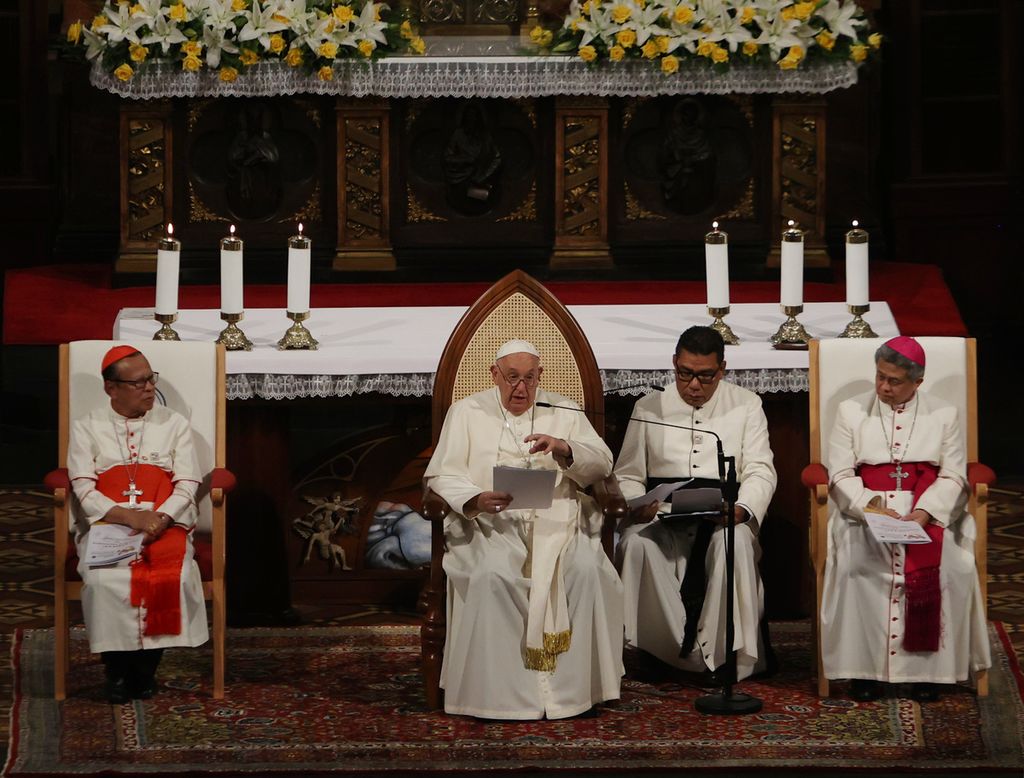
[821,336,990,702]
[67,346,209,704]
[614,326,776,681]
[424,339,624,719]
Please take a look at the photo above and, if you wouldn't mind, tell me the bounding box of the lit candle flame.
[298,222,304,235]
[712,220,719,230]
[167,223,174,237]
[852,219,859,228]
[787,219,795,228]
[229,224,236,236]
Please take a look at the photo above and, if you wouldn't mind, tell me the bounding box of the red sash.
[857,462,943,652]
[96,464,186,637]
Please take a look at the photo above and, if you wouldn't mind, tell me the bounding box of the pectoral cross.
[123,482,143,509]
[889,463,908,491]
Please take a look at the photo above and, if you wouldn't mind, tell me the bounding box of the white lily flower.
[96,3,146,45]
[81,26,109,60]
[577,4,616,48]
[708,5,752,51]
[350,1,389,47]
[816,0,865,40]
[202,0,241,33]
[238,0,289,49]
[202,23,239,68]
[751,12,802,58]
[142,14,189,54]
[278,0,317,36]
[131,0,167,27]
[622,2,667,46]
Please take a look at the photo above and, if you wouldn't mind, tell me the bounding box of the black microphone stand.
[694,444,762,715]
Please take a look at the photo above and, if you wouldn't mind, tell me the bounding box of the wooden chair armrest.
[592,474,628,526]
[211,488,225,508]
[422,488,450,523]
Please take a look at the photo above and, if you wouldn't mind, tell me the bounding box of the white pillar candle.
[287,223,311,313]
[220,225,244,314]
[704,221,730,309]
[845,220,870,307]
[780,220,804,307]
[155,223,180,316]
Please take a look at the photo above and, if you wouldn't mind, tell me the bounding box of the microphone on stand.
[538,398,761,716]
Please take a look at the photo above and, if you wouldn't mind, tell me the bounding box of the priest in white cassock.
[821,336,990,702]
[614,326,776,682]
[423,339,624,719]
[67,345,208,704]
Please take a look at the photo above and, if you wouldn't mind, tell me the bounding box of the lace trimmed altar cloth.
[90,37,859,100]
[112,302,898,400]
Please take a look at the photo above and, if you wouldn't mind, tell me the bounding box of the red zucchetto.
[101,345,142,373]
[883,336,925,367]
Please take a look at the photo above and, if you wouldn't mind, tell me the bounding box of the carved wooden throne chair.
[803,337,993,697]
[46,341,234,700]
[419,270,625,709]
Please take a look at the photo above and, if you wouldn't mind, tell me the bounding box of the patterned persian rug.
[5,623,1023,776]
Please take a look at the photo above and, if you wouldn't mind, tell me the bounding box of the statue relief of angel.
[291,493,362,571]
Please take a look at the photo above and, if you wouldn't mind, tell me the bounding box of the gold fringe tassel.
[524,630,573,671]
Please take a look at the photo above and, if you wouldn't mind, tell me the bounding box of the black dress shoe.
[910,683,940,702]
[849,679,882,702]
[105,676,131,705]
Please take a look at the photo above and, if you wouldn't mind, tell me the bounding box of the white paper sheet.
[626,480,692,509]
[493,465,557,510]
[863,511,932,545]
[84,523,144,567]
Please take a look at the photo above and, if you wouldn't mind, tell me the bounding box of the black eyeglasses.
[496,367,540,387]
[109,372,159,390]
[675,367,720,385]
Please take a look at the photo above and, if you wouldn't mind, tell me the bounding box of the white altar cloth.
[114,302,897,400]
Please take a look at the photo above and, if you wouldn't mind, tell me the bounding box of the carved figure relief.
[442,102,503,213]
[659,98,716,215]
[292,494,362,571]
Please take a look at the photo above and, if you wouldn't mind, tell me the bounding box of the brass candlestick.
[216,312,253,350]
[770,304,810,348]
[839,304,878,338]
[153,313,181,341]
[708,306,739,345]
[277,311,319,350]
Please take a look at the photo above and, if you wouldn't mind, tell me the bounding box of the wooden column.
[335,98,395,271]
[768,98,829,268]
[116,101,174,273]
[551,96,612,269]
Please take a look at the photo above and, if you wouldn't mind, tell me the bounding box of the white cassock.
[67,405,210,654]
[614,381,776,679]
[424,387,624,719]
[822,389,991,683]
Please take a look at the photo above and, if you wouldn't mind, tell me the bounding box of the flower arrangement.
[531,0,880,73]
[66,0,426,83]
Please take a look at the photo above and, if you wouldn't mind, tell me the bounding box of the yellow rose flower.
[578,44,597,62]
[778,56,798,70]
[318,41,338,59]
[815,31,835,51]
[129,43,148,62]
[530,25,544,43]
[91,14,107,30]
[696,39,714,57]
[787,44,804,62]
[850,43,868,63]
[641,40,658,59]
[869,32,882,49]
[400,20,414,39]
[285,48,303,67]
[182,41,202,56]
[66,21,82,45]
[169,3,187,22]
[410,36,426,55]
[611,4,631,23]
[358,39,376,57]
[660,54,679,74]
[269,34,286,54]
[333,5,354,23]
[742,40,758,56]
[538,29,553,46]
[231,0,247,10]
[318,65,334,81]
[114,63,134,82]
[219,66,239,82]
[616,28,636,48]
[794,2,814,20]
[182,55,202,71]
[129,3,142,16]
[781,6,795,21]
[711,45,728,63]
[239,48,259,65]
[739,7,755,25]
[673,7,693,24]
[581,0,591,14]
[609,44,625,62]
[655,35,670,53]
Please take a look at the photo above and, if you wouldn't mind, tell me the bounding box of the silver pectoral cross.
[123,482,143,509]
[889,463,908,491]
